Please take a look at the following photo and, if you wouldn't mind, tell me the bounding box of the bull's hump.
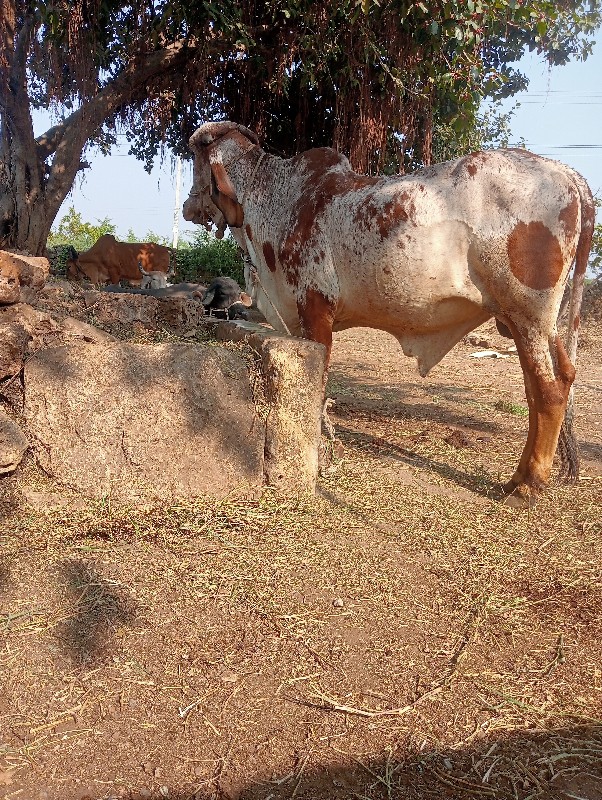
[294,147,348,174]
[298,150,380,191]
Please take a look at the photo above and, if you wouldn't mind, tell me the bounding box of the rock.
[46,277,76,296]
[0,303,63,379]
[0,251,49,291]
[0,322,29,380]
[14,254,50,289]
[157,296,205,331]
[0,303,61,354]
[466,333,493,348]
[0,256,20,305]
[83,292,159,328]
[22,488,89,512]
[444,428,473,449]
[0,411,28,474]
[214,320,325,494]
[24,342,265,501]
[61,316,117,344]
[37,278,77,305]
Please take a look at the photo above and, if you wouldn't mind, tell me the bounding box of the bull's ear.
[202,287,216,307]
[210,163,244,227]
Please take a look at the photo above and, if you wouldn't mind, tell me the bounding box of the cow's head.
[183,122,260,238]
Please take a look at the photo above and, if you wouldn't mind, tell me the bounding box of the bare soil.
[1,312,601,800]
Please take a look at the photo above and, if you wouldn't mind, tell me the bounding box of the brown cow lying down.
[183,120,595,508]
[66,234,170,286]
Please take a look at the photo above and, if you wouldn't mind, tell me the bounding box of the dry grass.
[1,321,601,800]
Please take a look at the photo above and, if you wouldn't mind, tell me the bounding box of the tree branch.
[43,38,200,216]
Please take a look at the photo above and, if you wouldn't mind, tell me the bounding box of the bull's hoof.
[502,476,520,495]
[502,483,540,509]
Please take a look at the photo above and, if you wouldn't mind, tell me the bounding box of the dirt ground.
[1,311,601,800]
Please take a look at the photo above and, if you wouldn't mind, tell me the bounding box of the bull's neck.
[229,150,291,241]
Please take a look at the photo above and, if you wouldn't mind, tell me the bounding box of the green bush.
[173,230,244,286]
[47,206,116,251]
[47,244,76,276]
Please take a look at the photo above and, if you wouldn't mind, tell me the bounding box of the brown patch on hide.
[353,191,415,240]
[279,152,378,286]
[262,242,277,273]
[451,151,491,181]
[245,224,253,241]
[559,194,579,238]
[507,221,564,290]
[378,193,415,239]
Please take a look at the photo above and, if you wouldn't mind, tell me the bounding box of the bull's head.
[182,122,260,239]
[139,262,169,290]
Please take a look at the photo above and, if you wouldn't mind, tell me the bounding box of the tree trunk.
[0,129,54,254]
[0,132,66,255]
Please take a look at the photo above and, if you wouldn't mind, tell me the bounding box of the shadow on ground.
[327,373,505,435]
[66,722,602,799]
[53,558,137,665]
[332,424,502,500]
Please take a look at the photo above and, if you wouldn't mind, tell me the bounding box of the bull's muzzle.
[182,194,201,223]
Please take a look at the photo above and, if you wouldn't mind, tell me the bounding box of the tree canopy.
[1,0,600,254]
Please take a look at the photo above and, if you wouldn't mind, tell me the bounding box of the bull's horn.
[202,288,216,306]
[190,121,260,149]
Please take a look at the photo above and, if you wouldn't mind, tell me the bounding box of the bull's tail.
[557,170,596,481]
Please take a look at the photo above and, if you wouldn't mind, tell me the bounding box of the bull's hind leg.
[503,328,575,507]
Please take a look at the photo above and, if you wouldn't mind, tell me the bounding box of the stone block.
[24,342,265,501]
[214,320,325,494]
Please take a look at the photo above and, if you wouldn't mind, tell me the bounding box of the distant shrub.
[47,206,116,252]
[173,230,244,285]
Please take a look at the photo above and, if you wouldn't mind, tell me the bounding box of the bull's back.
[327,149,584,325]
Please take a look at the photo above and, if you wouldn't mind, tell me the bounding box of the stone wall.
[1,261,325,500]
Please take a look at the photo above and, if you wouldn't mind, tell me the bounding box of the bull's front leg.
[297,289,338,442]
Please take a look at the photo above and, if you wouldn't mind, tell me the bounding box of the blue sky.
[44,40,602,244]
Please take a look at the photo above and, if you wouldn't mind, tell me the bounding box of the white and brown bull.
[183,121,595,507]
[66,234,171,286]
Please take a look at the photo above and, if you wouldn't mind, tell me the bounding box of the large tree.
[1,0,600,254]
